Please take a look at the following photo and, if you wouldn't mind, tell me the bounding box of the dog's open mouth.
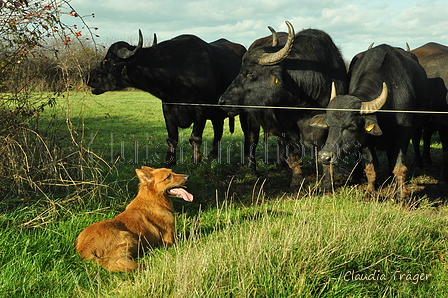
[167,187,194,202]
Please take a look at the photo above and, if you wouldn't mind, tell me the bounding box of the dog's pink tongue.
[168,188,194,202]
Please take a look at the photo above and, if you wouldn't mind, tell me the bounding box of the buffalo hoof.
[246,159,257,171]
[207,150,219,159]
[190,155,202,164]
[319,174,334,195]
[164,151,176,168]
[363,190,378,202]
[350,174,364,186]
[163,157,176,168]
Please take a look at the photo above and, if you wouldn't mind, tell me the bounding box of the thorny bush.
[0,0,108,201]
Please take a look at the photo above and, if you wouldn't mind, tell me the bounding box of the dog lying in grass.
[75,166,193,272]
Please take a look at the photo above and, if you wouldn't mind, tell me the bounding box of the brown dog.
[75,166,193,272]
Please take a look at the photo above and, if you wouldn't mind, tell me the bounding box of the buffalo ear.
[364,115,382,136]
[310,114,328,128]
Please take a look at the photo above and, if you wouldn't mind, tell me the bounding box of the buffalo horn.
[258,21,295,65]
[406,42,410,51]
[330,82,337,101]
[360,82,388,114]
[116,29,144,59]
[152,33,157,46]
[368,42,374,50]
[268,26,279,47]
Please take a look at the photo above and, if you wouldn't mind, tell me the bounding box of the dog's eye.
[165,174,172,181]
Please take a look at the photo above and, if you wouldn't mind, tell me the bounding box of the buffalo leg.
[422,124,434,165]
[350,151,365,185]
[392,163,408,201]
[436,124,448,183]
[320,164,334,194]
[411,126,424,168]
[362,146,378,196]
[277,135,288,170]
[189,119,207,164]
[286,143,305,191]
[388,147,409,201]
[208,117,224,159]
[240,113,260,170]
[165,136,178,167]
[163,105,179,167]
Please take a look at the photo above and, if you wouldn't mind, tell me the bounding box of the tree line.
[1,42,103,93]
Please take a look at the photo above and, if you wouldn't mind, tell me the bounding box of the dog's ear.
[136,169,153,183]
[141,166,154,172]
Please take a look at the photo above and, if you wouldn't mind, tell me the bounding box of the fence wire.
[154,101,448,115]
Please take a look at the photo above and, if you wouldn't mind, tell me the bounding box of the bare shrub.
[0,1,110,200]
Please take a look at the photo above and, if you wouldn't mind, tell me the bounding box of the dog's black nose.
[184,175,189,181]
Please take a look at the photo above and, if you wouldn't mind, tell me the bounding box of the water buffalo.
[85,30,246,166]
[312,44,428,200]
[219,21,348,192]
[242,27,289,170]
[410,42,448,183]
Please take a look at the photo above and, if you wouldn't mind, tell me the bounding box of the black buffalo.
[219,21,348,191]
[241,27,289,169]
[311,44,428,200]
[410,42,448,183]
[85,30,246,166]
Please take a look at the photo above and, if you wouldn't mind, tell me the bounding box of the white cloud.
[63,0,448,60]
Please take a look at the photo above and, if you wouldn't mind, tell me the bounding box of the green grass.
[0,90,447,297]
[1,188,447,297]
[42,90,249,166]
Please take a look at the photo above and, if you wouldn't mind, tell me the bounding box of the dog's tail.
[76,228,139,272]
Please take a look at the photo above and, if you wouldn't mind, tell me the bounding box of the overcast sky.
[62,0,448,61]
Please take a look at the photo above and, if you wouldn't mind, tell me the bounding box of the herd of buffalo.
[84,21,448,201]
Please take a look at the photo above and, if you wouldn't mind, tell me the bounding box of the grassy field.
[0,90,447,297]
[48,90,288,167]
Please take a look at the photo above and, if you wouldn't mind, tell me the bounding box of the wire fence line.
[103,100,448,115]
[80,97,447,165]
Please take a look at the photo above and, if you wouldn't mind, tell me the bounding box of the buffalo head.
[311,82,388,165]
[218,21,295,116]
[85,30,155,94]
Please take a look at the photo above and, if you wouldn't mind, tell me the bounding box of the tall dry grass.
[73,187,447,298]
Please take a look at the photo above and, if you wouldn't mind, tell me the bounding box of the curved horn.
[152,33,157,46]
[267,26,279,47]
[116,29,143,59]
[360,82,388,114]
[330,82,337,101]
[406,42,410,52]
[258,21,295,66]
[368,42,374,50]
